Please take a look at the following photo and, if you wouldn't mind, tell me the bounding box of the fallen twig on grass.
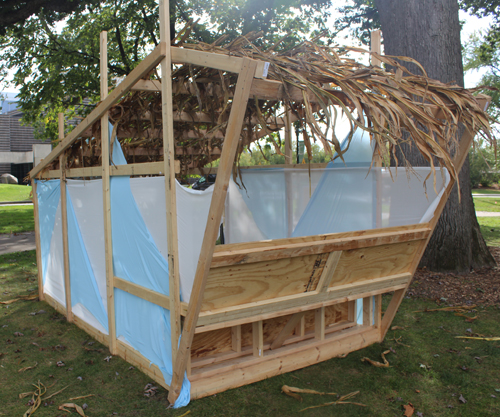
[414,305,477,313]
[282,385,337,401]
[299,391,366,411]
[68,394,94,401]
[18,362,37,373]
[361,350,391,367]
[0,294,38,305]
[389,335,410,347]
[456,336,500,341]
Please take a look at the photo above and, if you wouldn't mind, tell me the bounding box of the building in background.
[0,92,50,184]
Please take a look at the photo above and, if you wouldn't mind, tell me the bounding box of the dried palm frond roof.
[61,31,491,184]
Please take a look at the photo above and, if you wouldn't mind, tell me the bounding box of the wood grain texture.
[189,326,379,399]
[330,241,421,287]
[201,253,328,311]
[197,273,411,327]
[211,227,430,268]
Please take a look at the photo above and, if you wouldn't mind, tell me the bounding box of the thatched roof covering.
[57,32,491,183]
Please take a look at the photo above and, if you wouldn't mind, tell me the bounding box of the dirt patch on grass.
[408,246,500,307]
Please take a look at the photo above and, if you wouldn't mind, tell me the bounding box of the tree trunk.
[373,0,495,272]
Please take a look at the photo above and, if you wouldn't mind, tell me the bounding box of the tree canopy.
[0,0,332,141]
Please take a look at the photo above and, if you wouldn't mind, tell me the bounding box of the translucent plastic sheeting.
[111,175,191,407]
[36,180,61,285]
[66,191,109,332]
[114,289,191,407]
[66,180,106,309]
[225,127,449,243]
[128,177,214,302]
[36,180,66,307]
[225,129,373,243]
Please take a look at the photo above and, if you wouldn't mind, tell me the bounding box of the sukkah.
[29,7,492,408]
[45,30,490,184]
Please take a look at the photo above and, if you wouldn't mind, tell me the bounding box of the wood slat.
[211,227,430,268]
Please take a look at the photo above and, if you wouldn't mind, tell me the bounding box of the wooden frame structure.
[29,10,490,404]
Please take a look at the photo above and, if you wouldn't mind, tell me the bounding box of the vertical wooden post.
[252,320,264,357]
[284,110,292,165]
[168,58,258,404]
[374,294,382,329]
[315,307,325,340]
[347,300,356,323]
[59,114,72,322]
[363,297,373,326]
[284,109,294,237]
[32,179,44,301]
[231,325,242,353]
[100,31,117,354]
[371,29,383,228]
[159,0,181,366]
[371,30,382,67]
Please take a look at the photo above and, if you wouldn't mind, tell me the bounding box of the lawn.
[1,251,500,416]
[474,197,500,212]
[0,205,34,234]
[0,184,32,202]
[472,189,500,195]
[478,217,500,247]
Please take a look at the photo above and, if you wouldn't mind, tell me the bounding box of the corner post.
[32,179,44,301]
[159,0,181,366]
[100,30,117,354]
[59,113,72,322]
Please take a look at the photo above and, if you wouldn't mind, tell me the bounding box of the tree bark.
[373,0,495,272]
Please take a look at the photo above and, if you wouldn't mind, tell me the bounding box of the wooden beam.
[30,42,167,178]
[160,0,181,368]
[315,307,326,340]
[40,160,181,179]
[196,272,411,328]
[211,228,430,268]
[189,325,379,400]
[316,251,342,292]
[252,320,264,357]
[231,325,242,353]
[168,58,258,404]
[374,294,382,329]
[114,276,171,310]
[59,113,72,322]
[270,312,306,350]
[363,296,373,326]
[32,179,44,301]
[371,30,382,67]
[100,31,117,355]
[171,47,267,79]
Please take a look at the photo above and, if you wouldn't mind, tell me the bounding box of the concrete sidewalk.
[0,232,36,255]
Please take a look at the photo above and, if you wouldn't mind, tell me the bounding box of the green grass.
[0,184,32,202]
[1,251,500,416]
[473,197,500,212]
[472,189,500,195]
[478,217,500,246]
[0,206,34,234]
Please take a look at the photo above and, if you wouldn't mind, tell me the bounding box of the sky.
[0,4,494,94]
